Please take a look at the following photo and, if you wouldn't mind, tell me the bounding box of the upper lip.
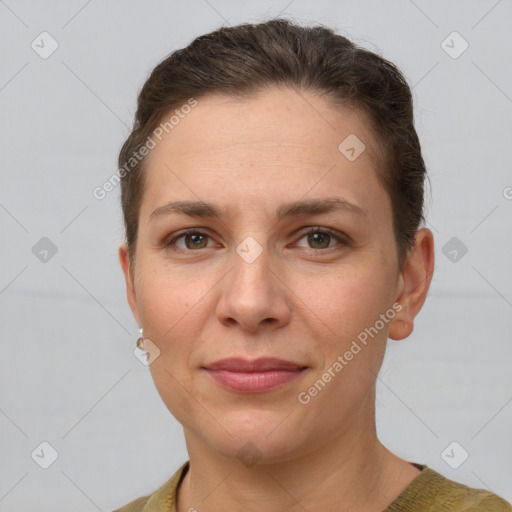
[203,357,306,372]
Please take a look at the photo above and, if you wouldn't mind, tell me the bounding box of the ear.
[389,228,435,340]
[118,243,141,327]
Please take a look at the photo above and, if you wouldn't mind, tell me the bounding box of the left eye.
[295,228,345,250]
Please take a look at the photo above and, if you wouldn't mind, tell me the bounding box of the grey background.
[1,0,511,510]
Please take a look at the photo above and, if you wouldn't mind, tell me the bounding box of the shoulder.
[387,465,512,511]
[112,495,150,512]
[112,461,189,512]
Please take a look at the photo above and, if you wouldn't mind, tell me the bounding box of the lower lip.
[205,369,305,393]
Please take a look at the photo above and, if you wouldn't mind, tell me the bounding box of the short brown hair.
[119,18,427,270]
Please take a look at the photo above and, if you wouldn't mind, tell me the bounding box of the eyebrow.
[149,197,367,222]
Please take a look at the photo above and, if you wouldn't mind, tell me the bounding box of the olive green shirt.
[113,461,511,511]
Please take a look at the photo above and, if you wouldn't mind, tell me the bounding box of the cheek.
[137,255,215,318]
[294,263,392,343]
[293,269,392,412]
[137,271,207,425]
[135,268,208,359]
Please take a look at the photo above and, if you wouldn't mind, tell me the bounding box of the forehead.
[147,87,381,167]
[140,86,390,224]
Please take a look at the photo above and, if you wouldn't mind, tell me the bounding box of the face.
[120,87,425,463]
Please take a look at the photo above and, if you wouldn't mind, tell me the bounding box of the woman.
[114,19,511,512]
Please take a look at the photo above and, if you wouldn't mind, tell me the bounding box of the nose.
[215,242,292,333]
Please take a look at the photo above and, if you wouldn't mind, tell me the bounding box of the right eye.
[164,229,216,251]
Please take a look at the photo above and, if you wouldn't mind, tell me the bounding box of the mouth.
[202,357,308,393]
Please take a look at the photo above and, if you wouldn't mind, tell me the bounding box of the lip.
[203,357,308,393]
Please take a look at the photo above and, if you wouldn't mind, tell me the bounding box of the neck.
[176,402,416,512]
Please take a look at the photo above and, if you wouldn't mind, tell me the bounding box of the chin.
[212,434,305,466]
[199,410,310,465]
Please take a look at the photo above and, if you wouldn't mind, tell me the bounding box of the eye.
[164,229,215,251]
[163,227,349,253]
[295,227,348,250]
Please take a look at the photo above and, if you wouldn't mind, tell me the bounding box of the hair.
[119,18,427,271]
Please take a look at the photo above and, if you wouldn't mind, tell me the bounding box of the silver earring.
[136,327,144,349]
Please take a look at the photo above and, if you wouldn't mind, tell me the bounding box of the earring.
[136,328,144,349]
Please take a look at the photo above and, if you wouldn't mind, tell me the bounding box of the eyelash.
[163,226,349,252]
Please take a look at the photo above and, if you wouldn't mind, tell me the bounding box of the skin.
[119,86,435,512]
